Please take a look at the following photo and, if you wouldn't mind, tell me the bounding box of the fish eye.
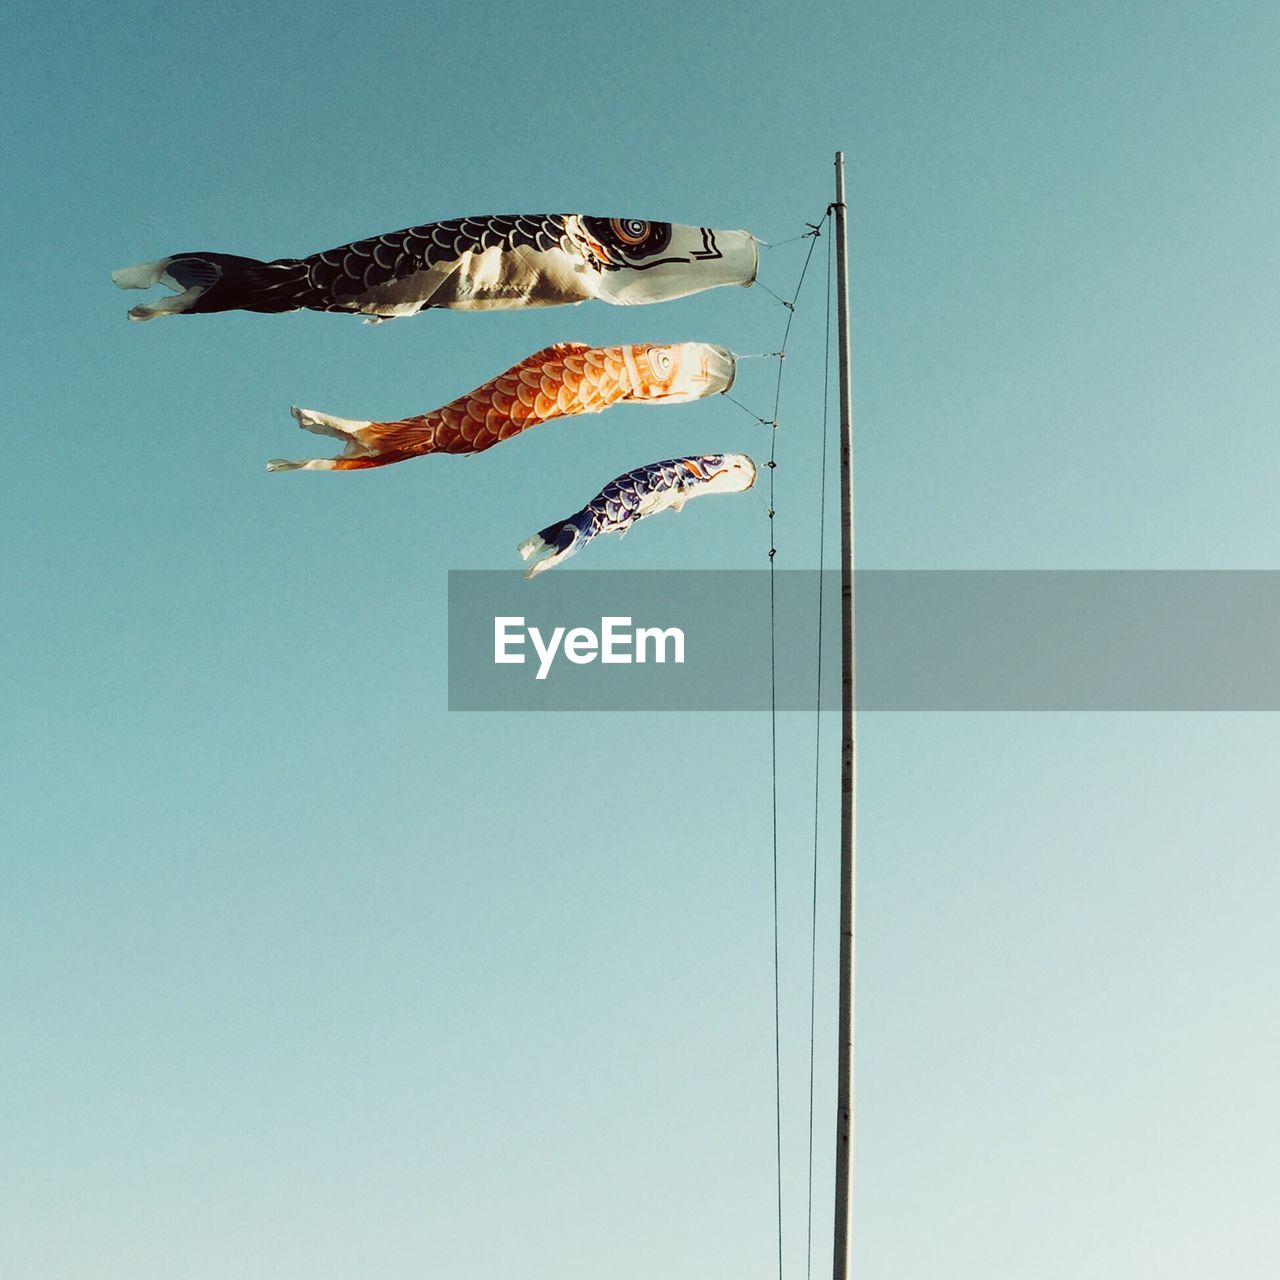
[610,219,652,246]
[645,346,676,377]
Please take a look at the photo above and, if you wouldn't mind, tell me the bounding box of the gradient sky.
[4,2,1279,1277]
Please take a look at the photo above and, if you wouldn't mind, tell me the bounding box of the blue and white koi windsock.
[519,454,757,577]
[113,214,757,321]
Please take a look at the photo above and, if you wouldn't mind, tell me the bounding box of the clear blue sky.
[3,2,1278,1277]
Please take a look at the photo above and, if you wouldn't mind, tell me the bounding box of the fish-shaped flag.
[519,454,757,577]
[113,214,757,321]
[268,341,736,472]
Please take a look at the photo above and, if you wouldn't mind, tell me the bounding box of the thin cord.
[758,279,797,309]
[763,230,820,250]
[767,275,784,1280]
[769,438,783,1280]
[757,220,826,251]
[766,214,826,1280]
[806,214,835,1280]
[725,392,775,425]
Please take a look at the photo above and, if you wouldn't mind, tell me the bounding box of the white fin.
[111,259,171,290]
[267,458,337,472]
[291,405,371,444]
[518,534,559,578]
[125,286,205,321]
[518,529,583,578]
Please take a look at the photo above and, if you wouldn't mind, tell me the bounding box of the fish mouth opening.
[718,347,737,394]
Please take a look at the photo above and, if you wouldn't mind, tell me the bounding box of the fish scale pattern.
[300,214,572,307]
[116,213,757,319]
[577,456,726,537]
[517,451,756,576]
[359,342,641,457]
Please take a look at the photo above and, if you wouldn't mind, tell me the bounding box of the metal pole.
[831,150,857,1280]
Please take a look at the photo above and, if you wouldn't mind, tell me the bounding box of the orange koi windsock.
[267,341,736,472]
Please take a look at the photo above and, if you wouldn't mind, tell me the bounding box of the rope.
[761,226,825,250]
[806,215,835,1280]
[757,279,798,310]
[764,214,826,1280]
[725,391,776,425]
[770,438,783,1280]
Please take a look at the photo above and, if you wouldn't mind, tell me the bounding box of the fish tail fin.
[518,514,590,578]
[291,405,376,446]
[266,407,391,472]
[266,458,338,472]
[294,406,441,460]
[113,252,308,320]
[111,259,171,290]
